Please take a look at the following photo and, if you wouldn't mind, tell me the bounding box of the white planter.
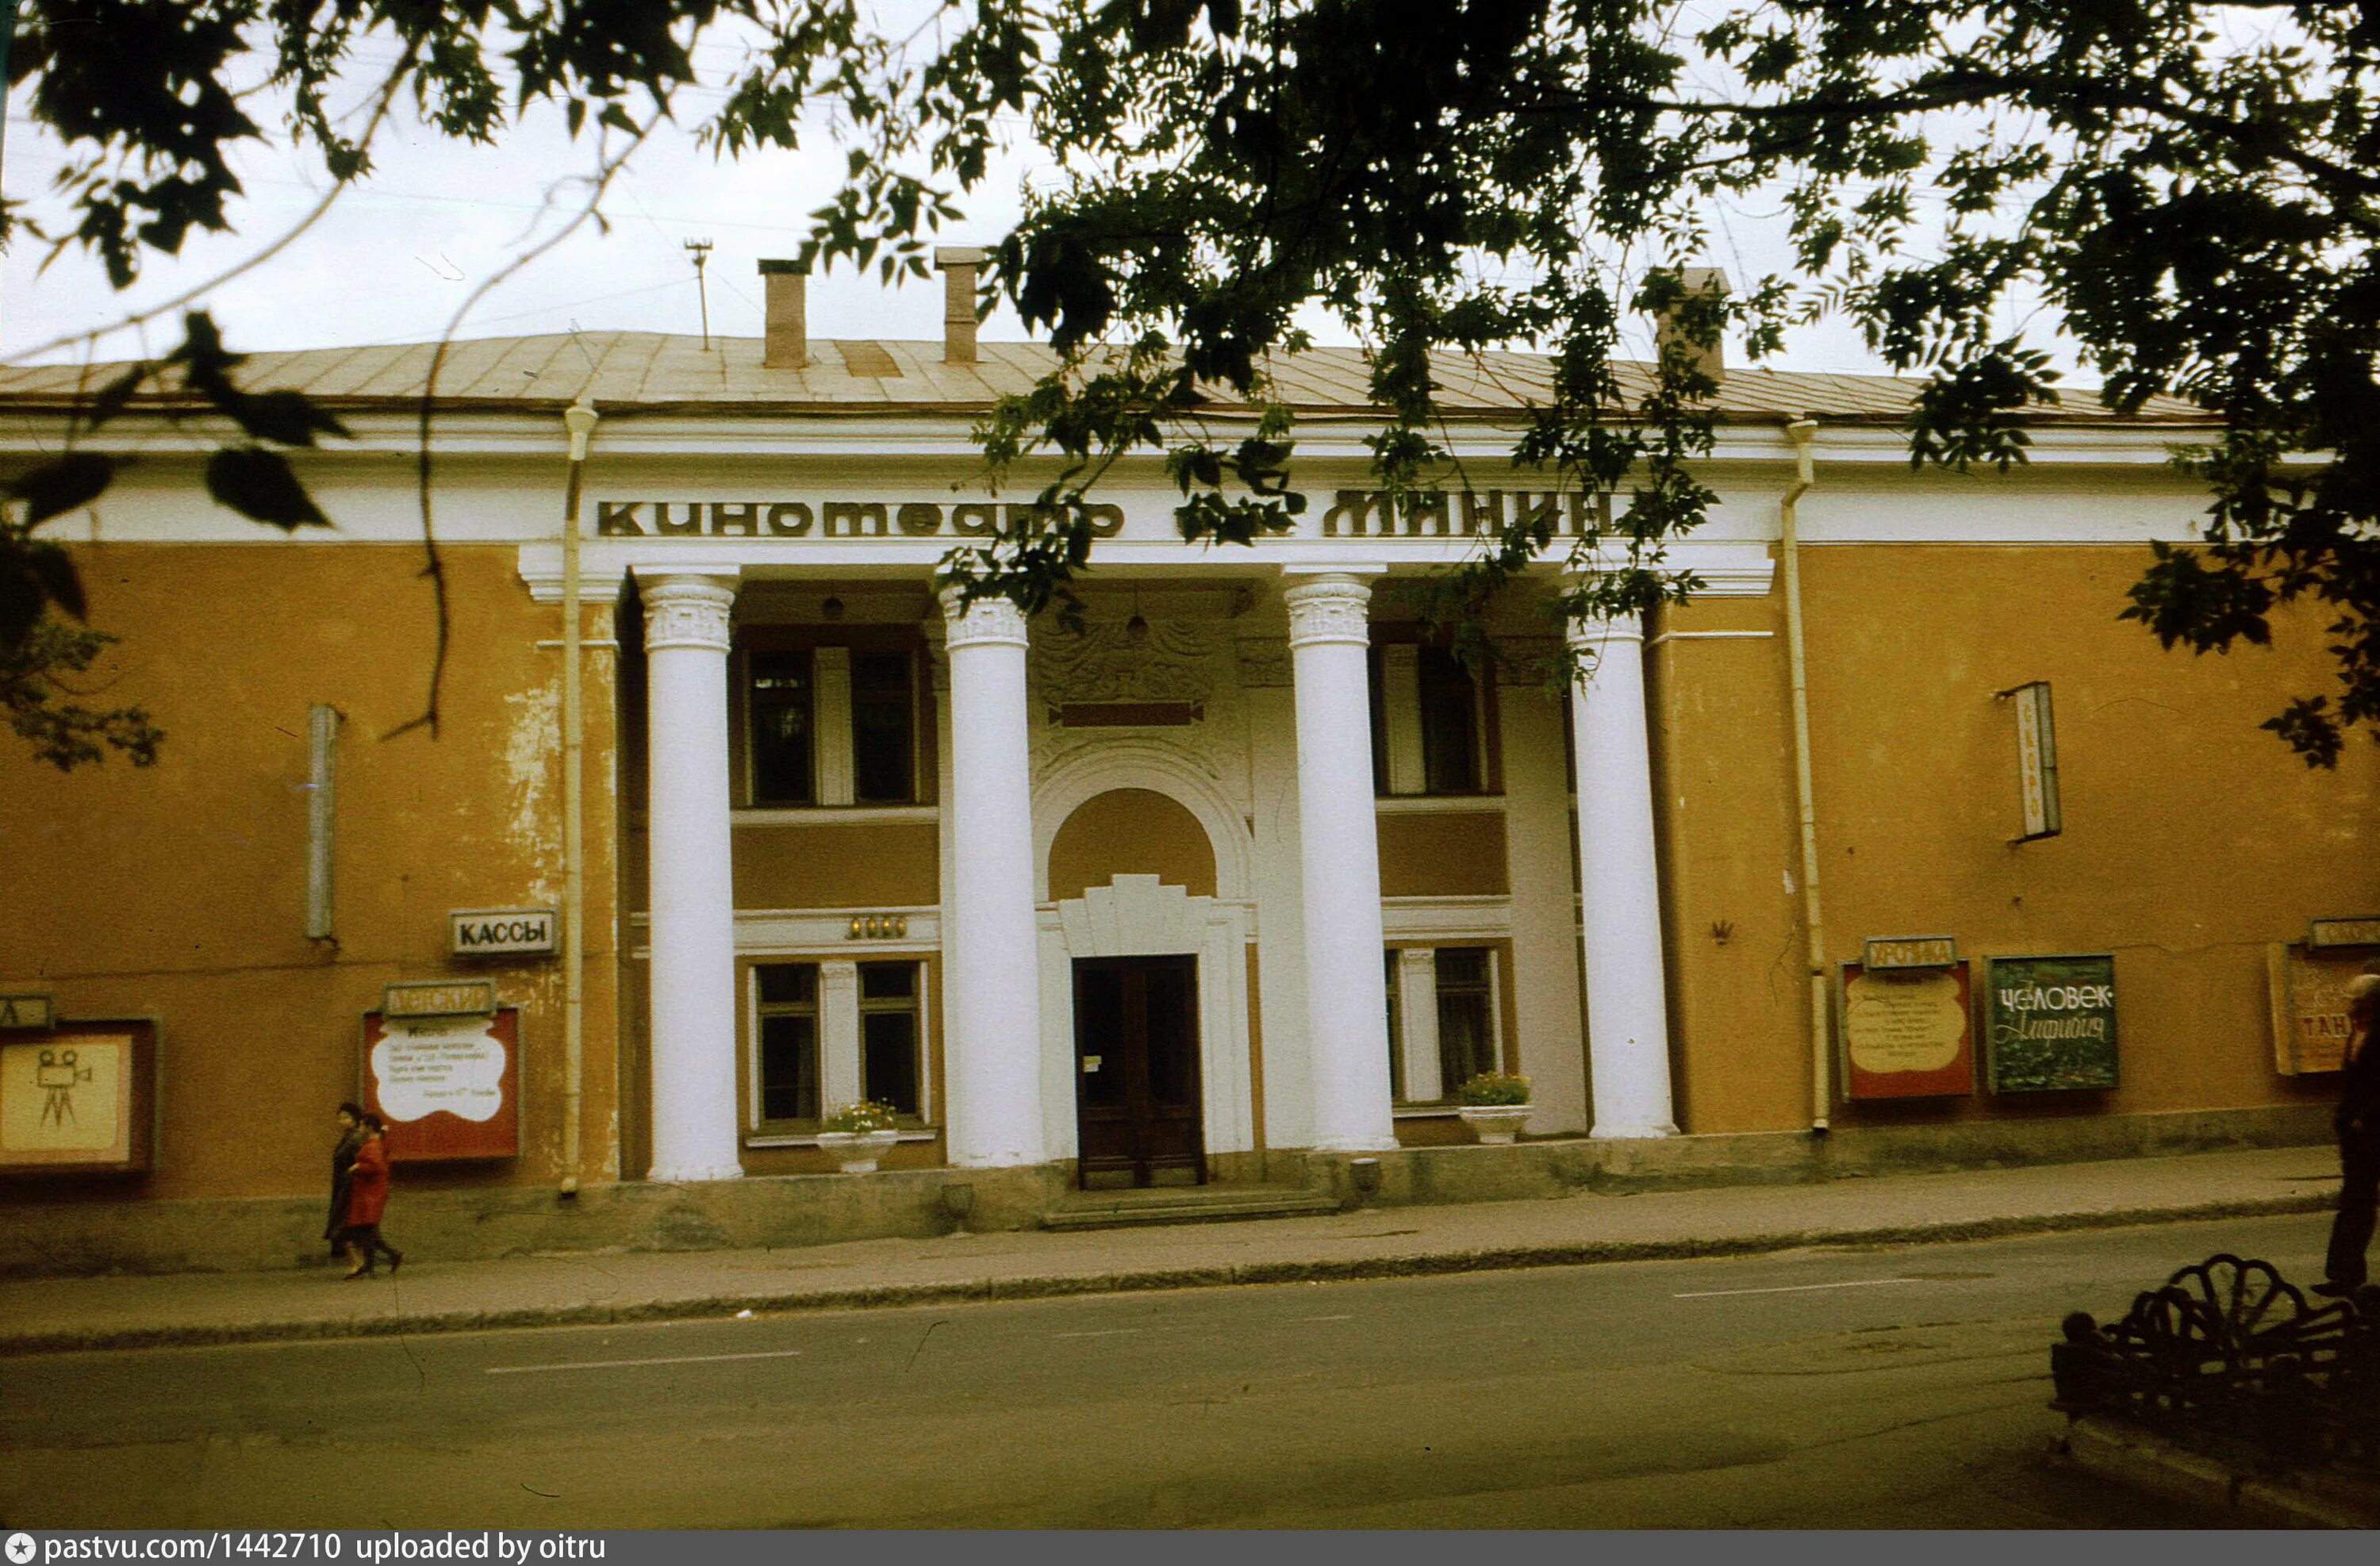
[1457,1104,1534,1146]
[816,1128,900,1173]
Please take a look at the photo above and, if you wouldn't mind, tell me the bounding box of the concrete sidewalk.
[0,1142,2344,1356]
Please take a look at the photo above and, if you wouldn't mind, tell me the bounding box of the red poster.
[1840,960,1976,1099]
[361,1007,520,1161]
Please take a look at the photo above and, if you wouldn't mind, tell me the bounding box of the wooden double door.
[1073,954,1206,1188]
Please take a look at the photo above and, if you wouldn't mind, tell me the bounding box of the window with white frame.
[750,958,929,1130]
[858,961,923,1115]
[743,645,919,807]
[754,962,822,1122]
[1384,945,1502,1103]
[1371,644,1488,796]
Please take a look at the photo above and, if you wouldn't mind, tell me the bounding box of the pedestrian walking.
[326,1101,363,1259]
[2316,972,2380,1299]
[339,1112,404,1280]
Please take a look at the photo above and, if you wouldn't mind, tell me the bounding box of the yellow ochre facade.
[2,280,2371,1269]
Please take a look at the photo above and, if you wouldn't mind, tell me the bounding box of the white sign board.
[370,1015,509,1124]
[449,908,559,957]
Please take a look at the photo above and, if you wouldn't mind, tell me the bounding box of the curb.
[0,1189,2331,1357]
[2059,1416,2378,1529]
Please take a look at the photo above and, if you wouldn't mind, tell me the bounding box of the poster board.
[1983,954,2119,1093]
[361,1007,520,1161]
[1839,960,1975,1099]
[2267,943,2371,1076]
[0,1019,159,1173]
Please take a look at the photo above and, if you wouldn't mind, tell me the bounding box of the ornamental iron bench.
[2051,1253,2379,1472]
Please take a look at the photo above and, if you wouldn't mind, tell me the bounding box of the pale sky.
[0,22,2056,382]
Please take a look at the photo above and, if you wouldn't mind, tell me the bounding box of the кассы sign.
[448,908,559,958]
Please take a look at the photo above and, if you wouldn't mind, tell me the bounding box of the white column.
[1568,612,1677,1138]
[1284,571,1398,1152]
[939,590,1046,1166]
[641,570,746,1180]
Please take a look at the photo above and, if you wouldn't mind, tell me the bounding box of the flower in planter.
[1456,1072,1531,1107]
[823,1100,900,1134]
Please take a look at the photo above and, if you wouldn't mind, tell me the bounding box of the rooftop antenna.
[684,238,715,351]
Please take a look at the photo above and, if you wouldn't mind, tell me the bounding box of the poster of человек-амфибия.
[1984,954,2118,1093]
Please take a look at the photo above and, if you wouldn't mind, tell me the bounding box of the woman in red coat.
[340,1114,404,1279]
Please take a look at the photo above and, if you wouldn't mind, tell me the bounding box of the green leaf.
[205,447,332,531]
[7,452,120,525]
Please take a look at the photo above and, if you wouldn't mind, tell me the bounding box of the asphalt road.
[0,1211,2339,1529]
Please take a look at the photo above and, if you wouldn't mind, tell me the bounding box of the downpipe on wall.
[1779,417,1831,1134]
[559,397,600,1195]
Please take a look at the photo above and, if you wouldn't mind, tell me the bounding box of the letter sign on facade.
[1863,935,1957,971]
[448,908,560,958]
[2006,681,2062,841]
[2309,917,2380,950]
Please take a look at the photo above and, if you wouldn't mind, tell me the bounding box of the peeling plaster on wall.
[502,684,564,903]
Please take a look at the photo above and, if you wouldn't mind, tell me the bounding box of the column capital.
[642,574,738,654]
[1283,574,1374,650]
[1562,611,1648,653]
[939,587,1030,650]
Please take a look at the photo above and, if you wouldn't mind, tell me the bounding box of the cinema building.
[4,257,2374,1270]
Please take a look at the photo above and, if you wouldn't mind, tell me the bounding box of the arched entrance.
[1033,766,1256,1187]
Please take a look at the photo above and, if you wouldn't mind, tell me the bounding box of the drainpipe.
[559,396,600,1194]
[1779,417,1830,1133]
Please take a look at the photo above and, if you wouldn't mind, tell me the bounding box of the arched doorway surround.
[1031,748,1257,1168]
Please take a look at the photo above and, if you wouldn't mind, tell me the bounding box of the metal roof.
[0,331,2211,425]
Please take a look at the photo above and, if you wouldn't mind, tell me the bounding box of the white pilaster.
[819,959,863,1111]
[640,570,746,1180]
[1380,643,1427,796]
[813,646,855,806]
[1283,571,1398,1152]
[1395,946,1443,1103]
[1568,612,1678,1138]
[939,590,1046,1166]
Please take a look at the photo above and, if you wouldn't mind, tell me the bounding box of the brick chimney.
[758,259,808,368]
[1652,265,1729,386]
[935,247,986,365]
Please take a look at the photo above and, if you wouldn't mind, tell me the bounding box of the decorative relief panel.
[1033,621,1216,706]
[1029,618,1245,795]
[1233,639,1294,689]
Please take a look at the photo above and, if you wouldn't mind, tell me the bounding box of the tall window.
[1416,648,1484,793]
[1373,644,1487,796]
[754,963,820,1122]
[749,652,816,806]
[743,646,917,806]
[1385,944,1500,1103]
[859,961,922,1114]
[851,651,916,804]
[1434,947,1498,1088]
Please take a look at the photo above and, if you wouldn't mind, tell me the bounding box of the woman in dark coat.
[2318,974,2380,1297]
[326,1103,363,1258]
[340,1113,403,1279]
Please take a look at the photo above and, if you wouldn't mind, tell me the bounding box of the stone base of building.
[0,1103,2333,1279]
